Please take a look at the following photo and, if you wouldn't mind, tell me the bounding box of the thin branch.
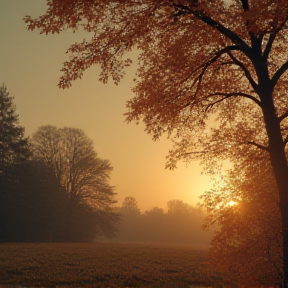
[267,239,282,275]
[239,0,249,11]
[247,140,269,152]
[182,151,207,156]
[180,46,240,85]
[263,14,288,60]
[205,92,261,112]
[263,32,277,60]
[227,50,258,91]
[271,59,288,88]
[185,47,243,102]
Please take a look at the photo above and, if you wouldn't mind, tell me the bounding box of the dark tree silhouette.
[0,84,29,176]
[30,125,119,242]
[0,84,30,242]
[120,197,141,216]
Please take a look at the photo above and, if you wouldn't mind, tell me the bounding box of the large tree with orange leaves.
[25,1,288,286]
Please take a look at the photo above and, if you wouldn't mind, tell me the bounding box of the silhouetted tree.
[30,125,118,242]
[0,84,29,175]
[167,199,194,215]
[120,197,141,215]
[117,197,144,241]
[145,207,165,218]
[0,84,30,242]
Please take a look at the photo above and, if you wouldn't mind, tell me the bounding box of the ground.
[0,242,223,287]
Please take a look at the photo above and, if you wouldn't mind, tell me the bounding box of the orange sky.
[0,0,213,212]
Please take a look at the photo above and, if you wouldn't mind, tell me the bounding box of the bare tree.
[31,125,118,241]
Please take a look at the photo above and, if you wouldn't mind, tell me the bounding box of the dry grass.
[0,242,222,287]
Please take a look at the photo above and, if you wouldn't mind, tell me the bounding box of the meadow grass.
[0,242,222,287]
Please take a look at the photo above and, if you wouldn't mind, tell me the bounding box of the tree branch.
[239,0,249,11]
[186,46,245,103]
[263,14,288,60]
[227,50,258,91]
[267,238,282,276]
[172,4,251,56]
[205,92,261,112]
[180,46,241,85]
[247,140,269,152]
[271,59,288,89]
[263,32,277,61]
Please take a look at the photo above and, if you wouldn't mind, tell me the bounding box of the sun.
[227,200,237,207]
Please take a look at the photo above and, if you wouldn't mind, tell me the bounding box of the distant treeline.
[113,197,213,245]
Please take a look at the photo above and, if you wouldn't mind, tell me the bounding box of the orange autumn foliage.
[24,1,288,160]
[24,1,288,141]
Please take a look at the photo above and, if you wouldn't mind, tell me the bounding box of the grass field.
[0,242,223,288]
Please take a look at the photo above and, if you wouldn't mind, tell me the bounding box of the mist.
[109,198,213,246]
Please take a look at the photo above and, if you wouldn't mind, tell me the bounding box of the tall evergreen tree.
[0,84,29,176]
[0,84,30,241]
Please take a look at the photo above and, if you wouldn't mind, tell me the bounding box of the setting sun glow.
[227,200,237,207]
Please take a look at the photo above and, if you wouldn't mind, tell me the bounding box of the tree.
[0,84,29,176]
[167,199,195,215]
[0,84,30,241]
[120,197,141,215]
[31,125,118,241]
[117,197,143,242]
[145,207,165,218]
[25,1,288,285]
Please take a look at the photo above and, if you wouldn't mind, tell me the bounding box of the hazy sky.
[0,0,213,212]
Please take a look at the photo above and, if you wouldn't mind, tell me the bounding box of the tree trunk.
[260,88,288,287]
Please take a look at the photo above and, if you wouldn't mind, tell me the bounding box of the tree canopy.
[30,125,119,241]
[24,1,288,171]
[31,125,116,209]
